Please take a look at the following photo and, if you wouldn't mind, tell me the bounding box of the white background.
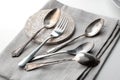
[0,0,120,80]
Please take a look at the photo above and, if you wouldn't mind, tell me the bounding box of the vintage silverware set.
[11,8,104,71]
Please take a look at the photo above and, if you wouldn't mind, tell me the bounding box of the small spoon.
[12,8,61,57]
[25,52,99,71]
[47,18,104,53]
[32,42,94,60]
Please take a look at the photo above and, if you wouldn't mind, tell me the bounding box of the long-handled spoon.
[25,52,99,71]
[32,42,94,60]
[47,18,104,53]
[12,8,61,57]
[18,15,68,67]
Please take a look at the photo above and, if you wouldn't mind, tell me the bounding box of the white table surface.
[0,0,120,80]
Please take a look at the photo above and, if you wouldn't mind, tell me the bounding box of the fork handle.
[18,36,52,67]
[12,27,45,57]
[47,34,85,53]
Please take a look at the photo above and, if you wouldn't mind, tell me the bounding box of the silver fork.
[18,15,68,67]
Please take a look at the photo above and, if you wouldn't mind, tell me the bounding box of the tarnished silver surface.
[25,52,99,71]
[32,42,94,60]
[11,8,61,57]
[25,9,75,44]
[85,18,104,37]
[0,0,119,80]
[47,18,104,53]
[18,14,68,67]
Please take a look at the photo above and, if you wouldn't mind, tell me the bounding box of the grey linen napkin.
[0,0,119,80]
[77,21,120,80]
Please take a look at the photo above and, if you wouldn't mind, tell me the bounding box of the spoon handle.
[25,58,72,71]
[47,34,85,53]
[32,51,66,61]
[12,27,44,57]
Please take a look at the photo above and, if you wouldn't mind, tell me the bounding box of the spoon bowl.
[73,52,99,67]
[85,18,104,37]
[44,8,61,28]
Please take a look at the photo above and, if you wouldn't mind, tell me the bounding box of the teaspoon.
[25,52,99,71]
[12,8,61,57]
[47,18,104,53]
[33,42,94,60]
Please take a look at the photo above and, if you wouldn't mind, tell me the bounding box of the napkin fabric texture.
[0,0,120,80]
